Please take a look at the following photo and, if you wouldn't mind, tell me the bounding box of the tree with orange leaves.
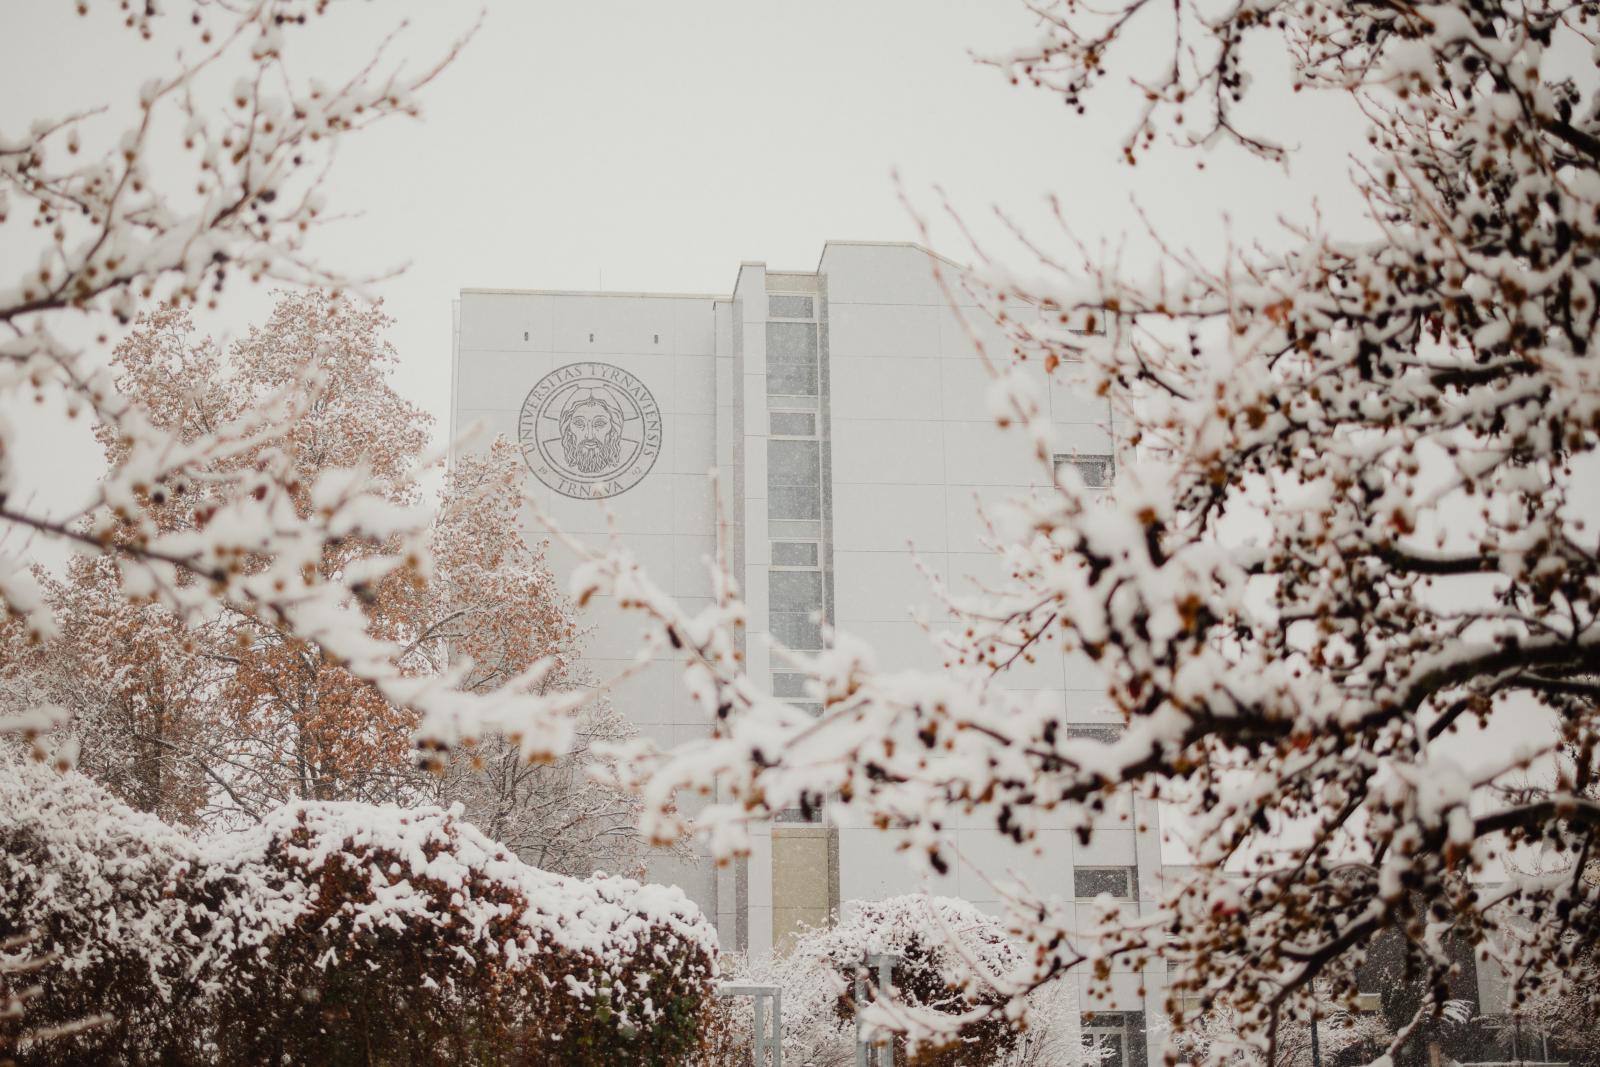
[2,293,621,841]
[1,554,217,823]
[100,291,433,817]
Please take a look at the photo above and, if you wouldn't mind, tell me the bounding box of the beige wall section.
[770,825,840,952]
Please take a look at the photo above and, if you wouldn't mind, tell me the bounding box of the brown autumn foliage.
[0,292,587,828]
[0,761,718,1067]
[71,292,433,816]
[20,555,216,824]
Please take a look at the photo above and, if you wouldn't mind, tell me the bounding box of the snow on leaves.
[0,760,717,1064]
[0,1,479,788]
[519,0,1600,1059]
[3,0,1598,1061]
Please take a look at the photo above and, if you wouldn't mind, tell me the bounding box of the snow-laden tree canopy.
[3,0,1597,1061]
[551,0,1600,1059]
[0,0,590,768]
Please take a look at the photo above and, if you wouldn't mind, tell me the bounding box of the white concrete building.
[450,241,1163,1066]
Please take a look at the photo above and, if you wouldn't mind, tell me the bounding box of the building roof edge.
[816,239,969,274]
[459,287,728,300]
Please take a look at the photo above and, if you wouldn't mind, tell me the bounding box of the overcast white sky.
[4,0,1588,831]
[0,0,1374,507]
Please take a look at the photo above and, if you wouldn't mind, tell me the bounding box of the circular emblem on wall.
[517,362,663,499]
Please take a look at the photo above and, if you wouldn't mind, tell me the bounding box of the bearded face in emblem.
[559,390,625,474]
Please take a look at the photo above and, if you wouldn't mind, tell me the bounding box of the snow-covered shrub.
[1169,1001,1395,1067]
[998,980,1094,1067]
[715,895,1044,1067]
[806,895,1022,1066]
[552,871,720,1064]
[0,761,203,1066]
[0,767,717,1065]
[703,946,856,1067]
[190,800,717,1066]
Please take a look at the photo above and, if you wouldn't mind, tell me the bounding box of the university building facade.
[450,241,1162,1064]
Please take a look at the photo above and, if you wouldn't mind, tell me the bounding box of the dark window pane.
[770,411,816,436]
[1074,867,1134,899]
[768,485,820,520]
[768,440,819,487]
[775,804,822,822]
[771,542,818,567]
[766,361,818,396]
[772,673,811,698]
[768,294,814,318]
[767,322,818,362]
[1067,724,1123,745]
[771,613,823,649]
[1054,453,1114,488]
[770,569,823,612]
[1083,1034,1124,1067]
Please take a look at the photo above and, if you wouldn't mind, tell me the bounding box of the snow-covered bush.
[703,946,856,1067]
[0,761,202,1065]
[804,896,1022,1066]
[715,896,1075,1067]
[567,871,721,1064]
[1169,1001,1395,1067]
[190,800,718,1066]
[0,764,717,1065]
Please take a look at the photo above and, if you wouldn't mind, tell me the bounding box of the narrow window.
[770,612,823,649]
[770,411,816,437]
[1066,723,1124,745]
[772,673,811,698]
[768,294,814,318]
[767,440,821,521]
[1074,866,1136,900]
[769,569,823,612]
[771,542,818,567]
[767,322,818,397]
[1081,1012,1145,1067]
[1053,453,1114,488]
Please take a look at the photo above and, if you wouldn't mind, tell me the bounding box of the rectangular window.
[1053,453,1114,488]
[771,541,818,567]
[772,673,811,698]
[767,322,818,361]
[768,439,820,521]
[768,485,820,521]
[1082,1028,1125,1067]
[1081,1012,1145,1067]
[766,361,818,396]
[771,612,823,649]
[767,322,818,397]
[770,411,816,437]
[768,439,819,485]
[1067,723,1124,745]
[770,570,823,613]
[1074,867,1136,900]
[768,294,814,319]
